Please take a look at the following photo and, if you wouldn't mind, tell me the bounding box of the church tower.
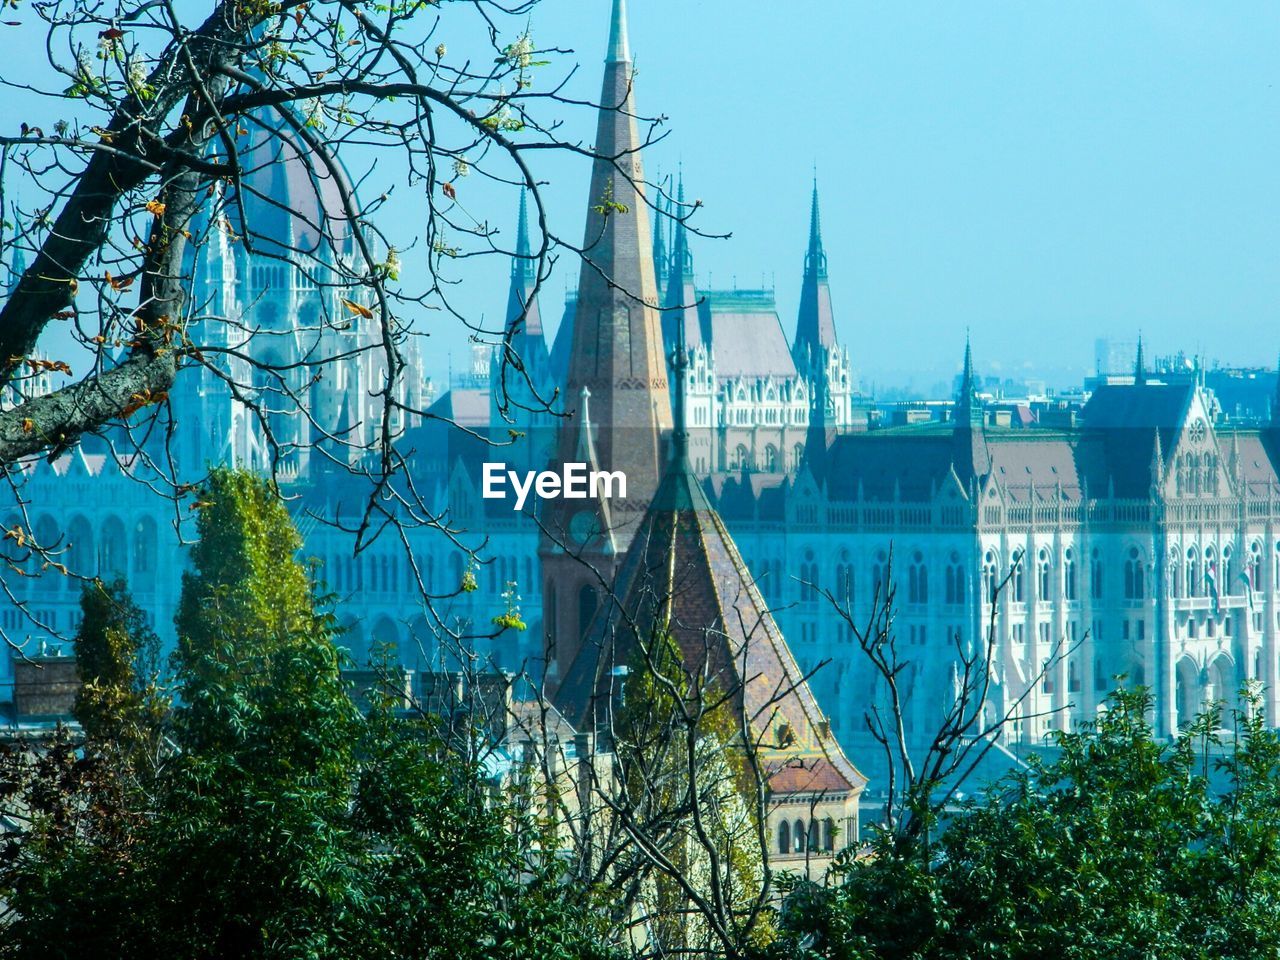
[490,187,554,476]
[952,337,990,486]
[793,179,837,363]
[540,0,673,682]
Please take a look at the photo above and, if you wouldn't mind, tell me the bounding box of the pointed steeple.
[794,177,837,366]
[512,186,535,284]
[952,336,990,484]
[505,187,545,340]
[956,334,983,428]
[542,0,672,685]
[1134,335,1147,387]
[555,0,672,537]
[662,169,701,356]
[607,0,630,63]
[805,177,828,280]
[651,179,668,304]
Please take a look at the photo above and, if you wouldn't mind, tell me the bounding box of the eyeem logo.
[482,462,626,511]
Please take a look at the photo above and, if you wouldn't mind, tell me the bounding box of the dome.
[222,105,361,263]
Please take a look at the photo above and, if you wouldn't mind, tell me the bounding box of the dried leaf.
[144,199,165,216]
[441,181,457,200]
[341,298,374,320]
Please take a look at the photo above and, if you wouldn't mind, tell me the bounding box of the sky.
[5,1,1280,392]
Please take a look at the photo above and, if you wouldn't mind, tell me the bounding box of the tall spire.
[956,334,982,428]
[512,186,535,284]
[651,176,668,303]
[554,0,672,536]
[794,177,837,364]
[805,177,827,280]
[607,0,630,63]
[952,336,990,485]
[1134,335,1147,387]
[662,169,700,355]
[504,186,545,342]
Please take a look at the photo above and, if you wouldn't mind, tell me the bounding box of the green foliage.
[0,468,618,960]
[73,577,165,748]
[762,686,1280,960]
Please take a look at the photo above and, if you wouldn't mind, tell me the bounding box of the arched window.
[908,552,928,605]
[98,516,126,578]
[1249,542,1262,592]
[1011,551,1025,603]
[135,516,159,577]
[1222,545,1234,597]
[778,820,790,854]
[734,444,750,471]
[1064,549,1077,601]
[1068,659,1080,693]
[872,550,888,598]
[823,817,836,851]
[1124,547,1145,600]
[763,444,778,472]
[800,549,818,602]
[1037,549,1051,601]
[808,819,820,851]
[793,819,806,853]
[945,552,965,605]
[66,515,94,581]
[793,443,805,472]
[835,551,853,605]
[982,551,997,604]
[1187,548,1199,598]
[1090,548,1103,599]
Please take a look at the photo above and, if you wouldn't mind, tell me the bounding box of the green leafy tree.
[763,686,1280,960]
[0,469,618,960]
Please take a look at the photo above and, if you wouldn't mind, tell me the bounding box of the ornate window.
[908,552,928,605]
[800,549,819,602]
[1090,548,1104,600]
[1011,551,1025,603]
[982,551,998,604]
[945,552,965,605]
[1124,547,1145,600]
[1037,549,1052,601]
[1064,548,1077,601]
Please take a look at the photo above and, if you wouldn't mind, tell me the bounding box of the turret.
[793,178,837,366]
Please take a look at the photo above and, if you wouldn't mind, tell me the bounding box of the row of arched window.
[981,546,1146,605]
[11,514,159,590]
[777,816,837,855]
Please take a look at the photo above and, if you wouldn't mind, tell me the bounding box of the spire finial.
[669,168,694,284]
[1134,333,1147,386]
[607,0,630,63]
[512,186,533,280]
[805,176,827,279]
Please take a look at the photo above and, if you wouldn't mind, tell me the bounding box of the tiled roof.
[555,457,866,800]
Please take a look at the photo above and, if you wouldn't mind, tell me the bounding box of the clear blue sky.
[6,1,1280,392]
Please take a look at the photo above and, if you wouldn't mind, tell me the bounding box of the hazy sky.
[6,1,1280,391]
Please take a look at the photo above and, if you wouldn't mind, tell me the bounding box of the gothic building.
[4,0,1280,836]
